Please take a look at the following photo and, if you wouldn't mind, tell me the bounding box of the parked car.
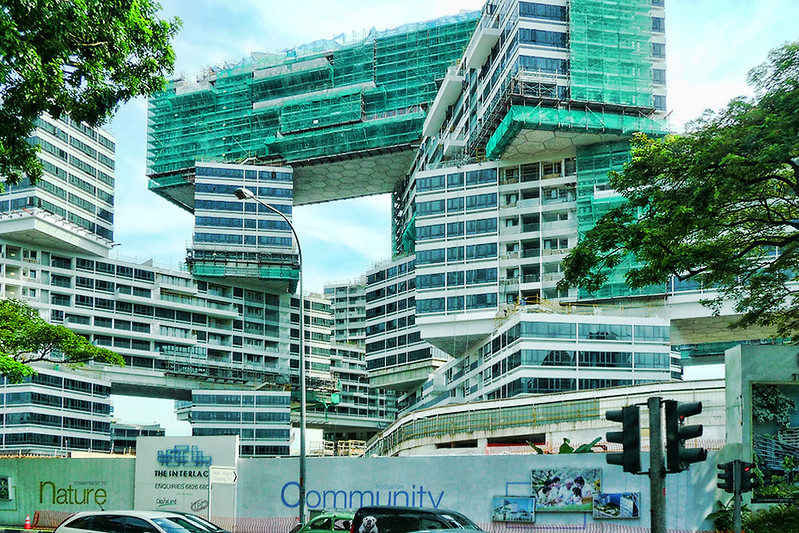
[351,506,483,533]
[169,512,229,533]
[54,510,231,533]
[291,510,354,533]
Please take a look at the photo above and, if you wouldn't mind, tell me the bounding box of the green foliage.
[556,437,601,454]
[559,40,799,340]
[746,501,799,532]
[0,0,181,185]
[753,384,796,429]
[712,495,799,532]
[527,441,546,454]
[756,481,799,501]
[0,299,124,382]
[707,498,750,532]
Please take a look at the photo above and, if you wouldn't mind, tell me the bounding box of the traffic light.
[665,400,708,473]
[739,461,758,493]
[717,462,735,493]
[606,405,641,473]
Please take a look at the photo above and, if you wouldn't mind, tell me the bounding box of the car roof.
[356,507,457,514]
[69,510,194,519]
[312,510,355,518]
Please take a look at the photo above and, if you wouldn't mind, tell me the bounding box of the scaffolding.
[574,142,664,300]
[569,0,654,108]
[485,104,668,160]
[146,12,480,181]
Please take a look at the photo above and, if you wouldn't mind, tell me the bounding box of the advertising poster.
[134,436,238,515]
[491,496,535,523]
[531,468,600,512]
[592,493,639,519]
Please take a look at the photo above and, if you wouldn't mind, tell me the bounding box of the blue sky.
[108,0,799,432]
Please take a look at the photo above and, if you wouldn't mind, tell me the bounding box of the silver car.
[54,510,230,533]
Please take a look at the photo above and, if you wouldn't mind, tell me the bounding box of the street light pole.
[234,187,306,525]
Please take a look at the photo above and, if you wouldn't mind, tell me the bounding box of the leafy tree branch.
[0,299,124,383]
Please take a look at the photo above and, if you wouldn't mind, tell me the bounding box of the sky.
[107,0,799,433]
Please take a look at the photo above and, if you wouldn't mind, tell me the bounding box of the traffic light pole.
[732,459,742,533]
[649,397,666,533]
[606,396,707,532]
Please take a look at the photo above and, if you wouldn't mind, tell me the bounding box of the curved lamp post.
[233,187,306,525]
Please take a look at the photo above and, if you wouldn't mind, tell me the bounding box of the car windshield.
[174,514,226,532]
[152,517,210,533]
[435,513,481,530]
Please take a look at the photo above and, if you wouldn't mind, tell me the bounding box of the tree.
[559,40,799,340]
[0,0,180,185]
[0,299,124,383]
[753,384,796,430]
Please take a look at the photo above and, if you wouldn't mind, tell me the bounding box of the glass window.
[417,175,446,192]
[465,242,497,260]
[447,221,464,237]
[634,325,670,342]
[465,292,497,310]
[517,55,569,75]
[635,352,670,369]
[465,168,497,187]
[519,2,568,21]
[417,298,445,314]
[652,17,665,32]
[578,323,632,341]
[123,517,159,533]
[417,273,445,289]
[447,246,465,262]
[518,28,568,48]
[417,199,446,217]
[417,224,446,241]
[416,248,446,265]
[465,268,497,285]
[447,172,464,189]
[465,193,497,211]
[447,197,464,213]
[521,321,576,339]
[447,296,464,311]
[579,351,633,368]
[447,271,464,286]
[465,217,497,235]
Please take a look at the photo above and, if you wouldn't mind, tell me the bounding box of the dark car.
[291,510,354,533]
[351,506,483,533]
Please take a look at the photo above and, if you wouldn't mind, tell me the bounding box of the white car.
[54,510,230,533]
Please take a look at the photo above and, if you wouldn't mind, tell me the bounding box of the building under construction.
[147,12,481,207]
[144,0,683,415]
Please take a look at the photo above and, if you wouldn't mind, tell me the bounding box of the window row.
[417,217,497,240]
[417,292,498,314]
[195,166,292,182]
[416,168,498,193]
[417,193,498,217]
[365,330,423,354]
[366,259,415,284]
[196,183,293,198]
[417,243,498,265]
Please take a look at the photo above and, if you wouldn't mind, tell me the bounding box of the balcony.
[422,66,465,137]
[463,5,501,70]
[443,132,466,157]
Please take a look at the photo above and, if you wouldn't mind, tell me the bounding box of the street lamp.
[233,186,307,524]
